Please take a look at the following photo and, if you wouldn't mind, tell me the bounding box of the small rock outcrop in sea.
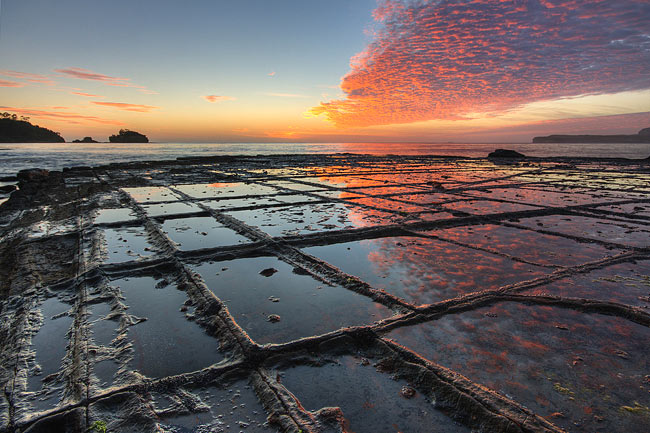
[108,129,149,143]
[0,113,65,143]
[488,149,525,158]
[533,127,650,143]
[72,136,98,143]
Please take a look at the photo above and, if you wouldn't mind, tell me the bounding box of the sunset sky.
[1,0,649,143]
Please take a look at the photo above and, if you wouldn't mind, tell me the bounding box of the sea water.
[0,141,649,178]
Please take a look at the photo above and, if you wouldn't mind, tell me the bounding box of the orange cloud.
[71,92,104,98]
[202,95,236,103]
[0,79,24,87]
[0,106,123,125]
[91,102,159,112]
[312,0,650,128]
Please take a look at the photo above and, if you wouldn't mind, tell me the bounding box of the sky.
[1,0,649,143]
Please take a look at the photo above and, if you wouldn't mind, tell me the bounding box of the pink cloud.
[0,70,54,85]
[55,67,155,94]
[0,79,24,88]
[268,71,276,77]
[202,95,236,103]
[312,0,650,127]
[0,106,123,125]
[91,101,159,112]
[56,67,130,83]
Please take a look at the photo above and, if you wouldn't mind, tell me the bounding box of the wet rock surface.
[0,153,649,432]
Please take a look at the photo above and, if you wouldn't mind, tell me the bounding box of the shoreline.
[2,151,650,208]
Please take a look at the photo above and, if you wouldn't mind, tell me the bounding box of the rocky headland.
[533,127,650,143]
[0,114,65,143]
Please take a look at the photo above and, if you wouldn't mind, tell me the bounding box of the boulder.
[17,168,50,182]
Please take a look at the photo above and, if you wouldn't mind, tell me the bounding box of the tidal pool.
[161,216,249,250]
[227,203,400,237]
[304,237,549,305]
[27,297,72,393]
[279,355,470,433]
[122,186,181,203]
[100,227,155,263]
[518,215,650,248]
[172,182,279,199]
[189,256,391,344]
[387,303,650,433]
[110,276,223,379]
[156,379,274,433]
[524,259,650,307]
[430,224,621,267]
[93,207,138,225]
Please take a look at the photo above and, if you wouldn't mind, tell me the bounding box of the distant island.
[72,136,98,143]
[0,112,65,143]
[109,129,149,143]
[533,127,650,143]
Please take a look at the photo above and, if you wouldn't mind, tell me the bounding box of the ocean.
[1,141,649,179]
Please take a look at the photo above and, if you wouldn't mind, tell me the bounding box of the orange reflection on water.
[305,235,548,306]
[207,182,238,188]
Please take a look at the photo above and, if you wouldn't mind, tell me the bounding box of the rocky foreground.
[0,153,649,433]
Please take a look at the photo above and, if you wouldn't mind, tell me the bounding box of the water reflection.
[518,215,650,248]
[190,257,390,344]
[430,224,621,267]
[226,202,400,237]
[304,236,548,305]
[111,276,223,379]
[387,303,650,433]
[526,260,650,307]
[280,355,470,433]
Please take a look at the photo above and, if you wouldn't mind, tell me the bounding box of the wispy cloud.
[56,67,129,84]
[0,106,123,125]
[71,91,104,98]
[55,67,156,94]
[265,92,307,98]
[91,102,159,112]
[202,95,236,103]
[0,79,24,88]
[0,70,54,85]
[312,0,650,127]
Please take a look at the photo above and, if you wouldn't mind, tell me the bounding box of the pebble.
[259,268,278,277]
[400,386,416,399]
